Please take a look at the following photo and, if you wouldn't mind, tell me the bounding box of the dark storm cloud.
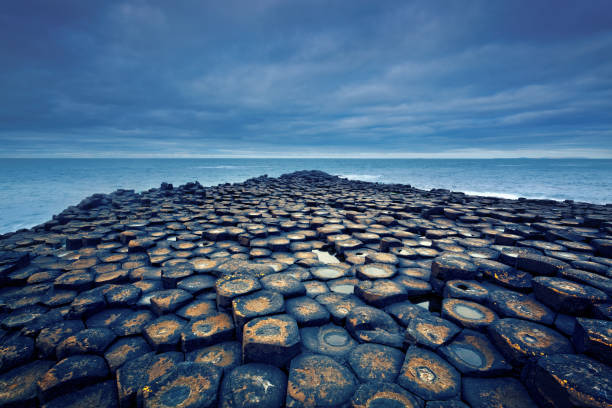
[1,0,611,157]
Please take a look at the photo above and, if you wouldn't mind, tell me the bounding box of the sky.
[1,0,611,158]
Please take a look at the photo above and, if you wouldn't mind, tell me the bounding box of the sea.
[1,158,611,234]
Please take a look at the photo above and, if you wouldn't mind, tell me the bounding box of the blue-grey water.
[1,158,611,234]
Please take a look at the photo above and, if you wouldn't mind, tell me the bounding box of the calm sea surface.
[1,158,611,234]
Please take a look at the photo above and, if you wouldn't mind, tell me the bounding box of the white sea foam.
[339,174,382,182]
[463,191,521,200]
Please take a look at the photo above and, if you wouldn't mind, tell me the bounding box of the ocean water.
[1,158,611,234]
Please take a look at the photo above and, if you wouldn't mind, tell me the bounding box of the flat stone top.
[0,170,611,407]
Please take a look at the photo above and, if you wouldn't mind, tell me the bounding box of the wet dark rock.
[488,318,573,366]
[462,377,535,408]
[285,296,330,326]
[441,298,497,330]
[181,312,234,352]
[140,362,221,408]
[398,345,461,401]
[242,314,300,366]
[116,351,183,407]
[532,276,609,314]
[346,306,403,348]
[219,363,287,408]
[0,360,54,408]
[351,382,423,408]
[41,380,118,408]
[347,342,404,382]
[56,327,116,359]
[286,353,358,407]
[405,313,460,349]
[37,354,109,401]
[572,317,612,364]
[300,323,357,361]
[438,329,511,376]
[36,319,85,358]
[186,341,241,374]
[143,314,186,351]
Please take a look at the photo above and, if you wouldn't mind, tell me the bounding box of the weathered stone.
[150,289,193,315]
[0,360,54,408]
[355,279,410,307]
[181,312,235,352]
[140,362,221,408]
[0,334,35,373]
[143,314,186,351]
[219,363,287,408]
[186,341,241,374]
[346,306,403,348]
[462,377,535,408]
[260,273,306,297]
[431,256,477,281]
[488,318,573,366]
[441,298,497,330]
[56,327,116,359]
[111,309,155,336]
[488,289,555,325]
[104,336,151,372]
[351,382,423,408]
[532,276,609,314]
[37,354,110,401]
[216,273,262,308]
[438,329,511,376]
[572,317,612,364]
[347,343,404,382]
[36,319,85,358]
[116,351,183,408]
[242,314,300,366]
[405,313,460,349]
[300,323,357,361]
[286,353,358,407]
[41,380,118,408]
[285,296,330,326]
[523,353,612,408]
[398,346,461,401]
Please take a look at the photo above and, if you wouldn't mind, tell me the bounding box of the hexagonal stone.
[310,265,350,281]
[37,355,110,401]
[143,314,186,351]
[356,263,397,280]
[140,362,221,408]
[162,264,194,289]
[385,301,429,326]
[177,274,216,295]
[488,318,573,366]
[216,273,262,308]
[181,312,235,352]
[41,289,77,307]
[431,256,477,281]
[523,353,612,408]
[316,293,366,324]
[462,377,535,408]
[405,314,460,349]
[488,290,554,325]
[111,309,155,336]
[285,296,330,326]
[36,319,85,358]
[54,270,94,291]
[351,382,422,408]
[572,317,612,364]
[219,363,287,408]
[0,334,35,373]
[232,290,285,331]
[516,253,569,276]
[394,276,433,297]
[355,279,410,307]
[346,306,403,348]
[242,314,301,366]
[443,280,488,302]
[300,323,357,361]
[2,305,48,329]
[303,280,329,297]
[438,329,511,376]
[104,284,142,307]
[20,309,65,337]
[532,276,609,314]
[186,341,241,375]
[0,360,54,408]
[441,298,497,330]
[104,336,152,372]
[56,327,117,359]
[150,289,193,315]
[475,260,528,290]
[286,353,357,407]
[86,308,131,328]
[398,346,461,401]
[68,287,106,318]
[328,277,358,295]
[560,268,612,296]
[41,380,118,408]
[116,351,183,408]
[348,343,404,382]
[260,273,306,298]
[176,299,217,321]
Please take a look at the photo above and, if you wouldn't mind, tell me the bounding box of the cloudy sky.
[1,0,611,158]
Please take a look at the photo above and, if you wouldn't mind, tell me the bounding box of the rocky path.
[0,170,611,407]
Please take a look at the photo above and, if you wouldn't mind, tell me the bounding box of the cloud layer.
[1,0,611,157]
